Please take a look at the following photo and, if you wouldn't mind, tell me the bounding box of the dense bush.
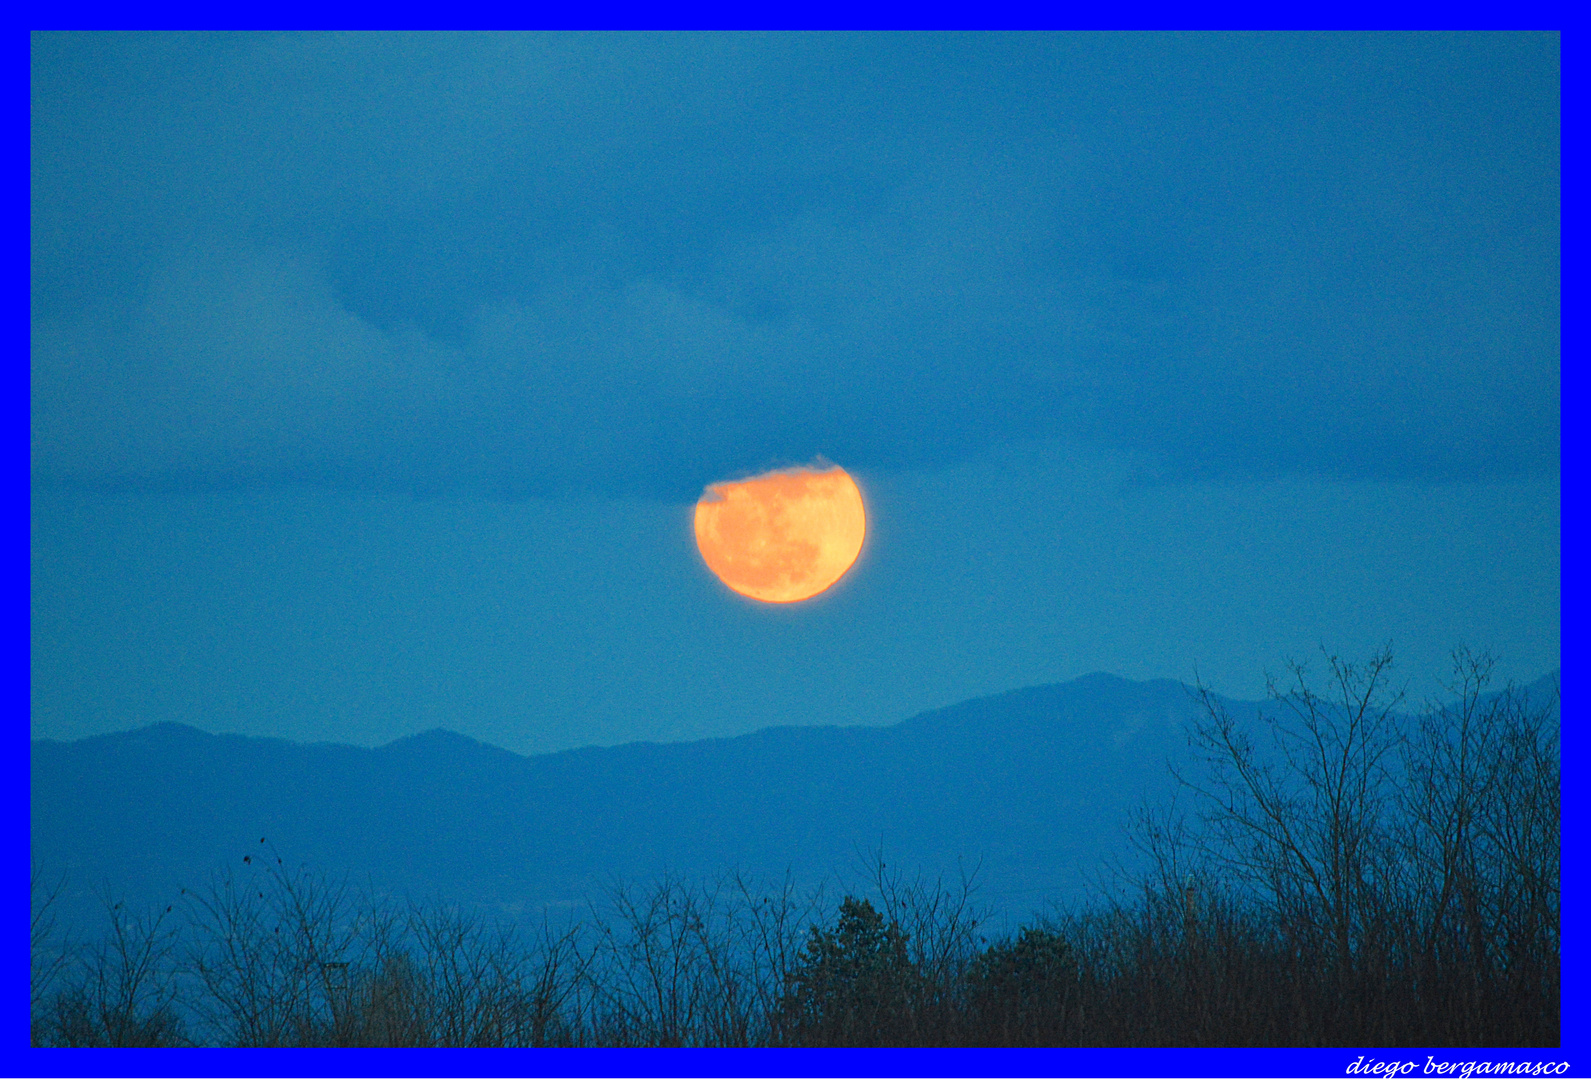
[962,927,1080,1045]
[777,897,918,1046]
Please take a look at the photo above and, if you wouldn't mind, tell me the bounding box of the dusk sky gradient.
[31,32,1559,755]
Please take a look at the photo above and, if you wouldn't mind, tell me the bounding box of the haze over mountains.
[30,669,1558,934]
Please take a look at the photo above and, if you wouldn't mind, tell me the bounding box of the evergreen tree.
[777,897,919,1045]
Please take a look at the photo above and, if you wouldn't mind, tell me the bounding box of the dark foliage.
[963,927,1081,1045]
[777,897,918,1046]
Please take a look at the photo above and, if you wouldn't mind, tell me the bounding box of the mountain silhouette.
[30,669,1558,932]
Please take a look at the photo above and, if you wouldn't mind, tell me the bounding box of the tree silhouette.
[777,896,918,1046]
[964,927,1080,1045]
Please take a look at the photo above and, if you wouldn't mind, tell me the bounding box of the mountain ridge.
[31,668,1559,932]
[37,666,1555,761]
[30,669,1186,759]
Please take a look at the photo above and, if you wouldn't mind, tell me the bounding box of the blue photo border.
[16,26,1575,1080]
[4,1046,1582,1077]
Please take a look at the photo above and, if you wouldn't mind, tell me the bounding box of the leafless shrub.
[861,850,988,1040]
[1395,649,1559,1043]
[1108,646,1560,1046]
[727,868,825,1034]
[30,862,69,1044]
[183,849,392,1046]
[40,892,186,1047]
[1176,646,1406,981]
[350,900,586,1046]
[183,848,589,1047]
[578,870,820,1046]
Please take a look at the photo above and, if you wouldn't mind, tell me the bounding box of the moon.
[694,465,867,603]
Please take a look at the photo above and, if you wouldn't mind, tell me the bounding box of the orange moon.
[694,465,866,603]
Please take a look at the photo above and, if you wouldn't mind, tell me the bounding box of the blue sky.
[30,32,1559,755]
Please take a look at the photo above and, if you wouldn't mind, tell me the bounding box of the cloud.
[32,244,459,490]
[32,162,1117,500]
[31,33,1559,500]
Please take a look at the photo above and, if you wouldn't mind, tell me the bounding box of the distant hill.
[29,669,1558,933]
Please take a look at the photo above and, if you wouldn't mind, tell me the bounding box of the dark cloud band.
[31,32,1559,500]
